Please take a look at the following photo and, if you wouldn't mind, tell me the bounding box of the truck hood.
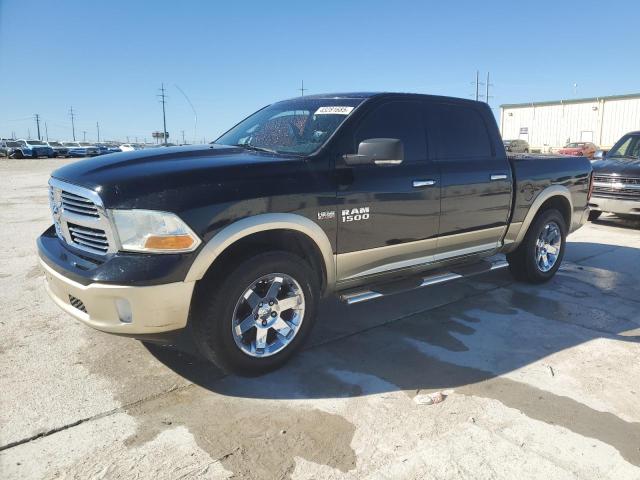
[592,157,640,177]
[51,144,303,209]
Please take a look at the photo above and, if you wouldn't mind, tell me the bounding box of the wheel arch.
[505,185,573,250]
[185,213,336,293]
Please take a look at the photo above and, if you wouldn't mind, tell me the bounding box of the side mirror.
[593,150,605,161]
[343,138,404,166]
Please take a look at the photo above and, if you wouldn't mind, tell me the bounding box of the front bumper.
[589,196,640,215]
[40,258,195,335]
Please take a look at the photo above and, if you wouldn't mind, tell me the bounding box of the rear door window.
[425,103,493,160]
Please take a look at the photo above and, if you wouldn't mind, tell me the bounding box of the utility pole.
[475,71,479,101]
[28,128,31,139]
[34,114,41,140]
[181,130,185,144]
[485,72,493,106]
[299,80,307,96]
[158,83,168,146]
[96,122,100,142]
[69,106,76,141]
[45,122,49,141]
[82,131,87,142]
[471,71,484,101]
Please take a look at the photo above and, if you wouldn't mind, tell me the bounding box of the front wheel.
[191,251,320,375]
[507,209,567,283]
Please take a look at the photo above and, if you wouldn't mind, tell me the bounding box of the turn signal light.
[144,235,195,250]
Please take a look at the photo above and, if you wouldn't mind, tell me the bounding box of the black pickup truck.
[38,92,592,374]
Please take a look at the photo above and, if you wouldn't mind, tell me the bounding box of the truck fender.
[504,185,573,249]
[184,213,336,289]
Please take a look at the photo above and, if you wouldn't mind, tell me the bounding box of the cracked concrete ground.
[1,158,639,479]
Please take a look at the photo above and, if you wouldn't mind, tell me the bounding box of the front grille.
[68,295,87,313]
[68,224,109,254]
[60,191,100,217]
[593,175,640,199]
[49,178,115,256]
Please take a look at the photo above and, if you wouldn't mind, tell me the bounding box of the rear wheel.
[191,251,320,375]
[507,209,566,283]
[588,210,602,221]
[13,150,24,159]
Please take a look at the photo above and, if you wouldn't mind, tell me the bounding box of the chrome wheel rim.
[535,221,562,272]
[232,273,305,357]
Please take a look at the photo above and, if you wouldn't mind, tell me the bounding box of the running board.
[340,259,509,305]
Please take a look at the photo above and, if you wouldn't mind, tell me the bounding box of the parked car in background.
[0,139,20,157]
[503,139,529,153]
[12,139,54,158]
[64,142,100,157]
[589,131,640,221]
[95,143,113,155]
[118,143,141,152]
[47,141,70,158]
[558,142,598,159]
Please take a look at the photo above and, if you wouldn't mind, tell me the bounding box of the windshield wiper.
[233,143,277,154]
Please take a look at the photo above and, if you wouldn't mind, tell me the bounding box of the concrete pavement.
[1,158,639,479]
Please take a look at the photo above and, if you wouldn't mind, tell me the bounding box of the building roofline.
[500,92,640,109]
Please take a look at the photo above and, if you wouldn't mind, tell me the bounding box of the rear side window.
[426,103,492,160]
[355,101,427,163]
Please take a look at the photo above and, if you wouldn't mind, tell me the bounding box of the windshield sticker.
[315,106,354,115]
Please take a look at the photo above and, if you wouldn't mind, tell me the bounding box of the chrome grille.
[60,191,99,217]
[68,224,109,254]
[593,175,640,199]
[49,178,116,255]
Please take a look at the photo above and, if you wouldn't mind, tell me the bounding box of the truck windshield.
[215,98,364,155]
[608,135,640,160]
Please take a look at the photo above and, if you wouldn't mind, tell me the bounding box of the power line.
[69,106,76,141]
[158,83,168,146]
[34,114,41,140]
[174,84,197,144]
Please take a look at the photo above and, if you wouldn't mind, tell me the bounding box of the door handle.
[413,179,437,188]
[490,174,508,181]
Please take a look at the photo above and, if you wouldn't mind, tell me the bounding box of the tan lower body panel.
[337,227,505,281]
[40,259,195,334]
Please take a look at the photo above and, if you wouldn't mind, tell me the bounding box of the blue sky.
[1,0,638,142]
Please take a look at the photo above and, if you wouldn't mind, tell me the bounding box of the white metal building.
[500,93,640,151]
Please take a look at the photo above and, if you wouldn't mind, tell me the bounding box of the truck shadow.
[592,214,640,230]
[145,242,639,403]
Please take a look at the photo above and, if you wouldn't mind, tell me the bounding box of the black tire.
[191,251,320,375]
[524,148,529,153]
[13,150,24,159]
[506,209,567,283]
[588,210,602,221]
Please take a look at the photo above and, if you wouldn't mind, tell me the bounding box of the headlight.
[110,209,201,253]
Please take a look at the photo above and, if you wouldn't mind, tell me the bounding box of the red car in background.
[558,142,598,159]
